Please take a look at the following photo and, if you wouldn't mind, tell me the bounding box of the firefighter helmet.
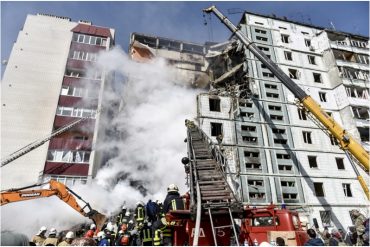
[167,184,179,192]
[97,231,105,239]
[122,205,127,210]
[49,228,57,235]
[125,211,130,217]
[136,201,144,206]
[90,223,96,230]
[37,226,47,235]
[66,231,74,239]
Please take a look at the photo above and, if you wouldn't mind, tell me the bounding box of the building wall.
[1,14,76,189]
[198,12,369,231]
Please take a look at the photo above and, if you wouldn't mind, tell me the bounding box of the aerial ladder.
[203,6,370,200]
[1,179,107,230]
[184,120,241,246]
[1,110,98,167]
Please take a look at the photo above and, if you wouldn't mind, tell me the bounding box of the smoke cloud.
[1,47,202,237]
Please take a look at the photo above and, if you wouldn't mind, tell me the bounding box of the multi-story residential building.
[128,32,209,88]
[1,14,115,189]
[197,11,369,230]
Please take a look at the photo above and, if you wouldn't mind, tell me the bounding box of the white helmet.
[66,231,74,239]
[167,184,179,192]
[125,211,130,217]
[97,231,105,239]
[49,228,57,235]
[147,222,152,227]
[136,201,144,206]
[122,205,127,210]
[37,226,47,235]
[106,222,114,232]
[90,223,96,230]
[128,220,134,224]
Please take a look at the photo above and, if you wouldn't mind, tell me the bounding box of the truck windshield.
[252,216,280,226]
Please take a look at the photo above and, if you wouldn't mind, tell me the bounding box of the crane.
[1,179,107,230]
[202,6,369,199]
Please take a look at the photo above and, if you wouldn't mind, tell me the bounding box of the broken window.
[265,83,278,89]
[246,163,262,170]
[352,106,370,120]
[304,39,311,47]
[278,165,292,171]
[249,192,266,199]
[356,54,369,64]
[342,184,353,197]
[281,181,296,187]
[284,51,293,61]
[209,98,221,112]
[288,69,299,79]
[242,136,258,143]
[268,105,282,111]
[303,131,312,144]
[319,92,327,102]
[255,29,267,34]
[357,127,369,142]
[270,115,283,121]
[272,128,286,134]
[182,43,204,54]
[314,183,325,197]
[258,46,270,52]
[256,36,268,42]
[345,86,369,99]
[336,158,345,170]
[329,134,339,146]
[266,92,279,98]
[276,153,291,159]
[240,102,253,108]
[274,139,287,144]
[333,49,356,62]
[283,193,297,200]
[248,180,264,186]
[313,73,322,83]
[298,108,307,120]
[308,156,318,168]
[240,112,254,118]
[241,125,256,132]
[308,55,316,65]
[244,151,259,158]
[263,72,274,78]
[281,34,289,43]
[210,122,223,136]
[351,40,368,48]
[320,210,331,227]
[279,26,287,30]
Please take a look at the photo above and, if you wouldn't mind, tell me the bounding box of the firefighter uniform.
[42,237,59,246]
[161,226,173,246]
[31,235,46,246]
[135,205,145,225]
[153,229,162,246]
[140,225,153,246]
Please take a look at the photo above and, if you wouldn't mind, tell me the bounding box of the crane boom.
[1,180,107,229]
[203,6,369,199]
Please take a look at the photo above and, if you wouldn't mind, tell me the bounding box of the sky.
[1,1,369,75]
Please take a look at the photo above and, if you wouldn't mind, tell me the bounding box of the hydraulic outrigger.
[203,6,370,200]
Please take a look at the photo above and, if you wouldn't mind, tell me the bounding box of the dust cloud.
[1,47,202,237]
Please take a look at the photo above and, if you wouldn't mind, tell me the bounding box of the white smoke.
[1,47,202,237]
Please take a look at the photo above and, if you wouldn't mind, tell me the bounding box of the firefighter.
[42,228,59,246]
[104,222,116,246]
[84,224,96,238]
[31,226,47,246]
[58,231,74,246]
[117,206,127,225]
[97,231,109,246]
[140,221,153,246]
[163,184,185,213]
[350,209,366,246]
[134,201,146,226]
[153,229,162,246]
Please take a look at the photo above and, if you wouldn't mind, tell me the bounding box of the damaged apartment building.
[126,14,369,230]
[196,12,369,230]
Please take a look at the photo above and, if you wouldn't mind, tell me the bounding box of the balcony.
[63,76,101,87]
[53,115,95,129]
[49,137,92,150]
[58,95,99,108]
[44,161,89,176]
[66,59,93,70]
[70,42,107,53]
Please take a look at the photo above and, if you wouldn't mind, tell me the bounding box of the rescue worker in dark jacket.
[140,221,153,246]
[163,184,184,213]
[134,201,146,226]
[161,184,185,246]
[304,229,324,246]
[116,206,127,225]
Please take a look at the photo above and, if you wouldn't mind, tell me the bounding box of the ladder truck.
[202,6,369,199]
